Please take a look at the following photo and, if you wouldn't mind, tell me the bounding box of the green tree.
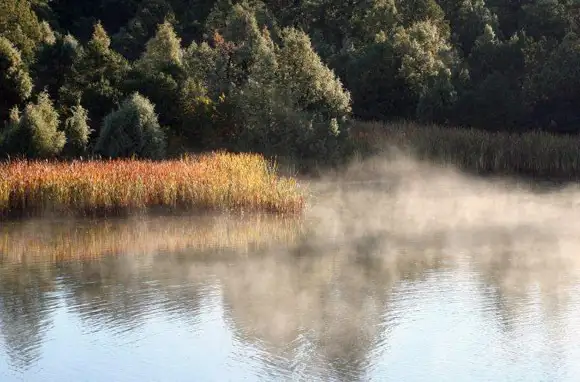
[235,25,351,161]
[0,0,45,62]
[111,0,176,60]
[523,31,580,132]
[1,91,65,158]
[395,0,446,28]
[392,20,456,96]
[137,20,183,72]
[60,22,129,136]
[0,37,33,122]
[127,20,186,131]
[520,0,569,41]
[439,0,499,55]
[49,0,139,43]
[168,0,219,44]
[94,92,166,159]
[277,27,351,119]
[351,0,399,44]
[343,28,423,121]
[32,33,82,107]
[62,104,91,156]
[454,26,529,130]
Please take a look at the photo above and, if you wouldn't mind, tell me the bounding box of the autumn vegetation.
[0,153,305,218]
[2,0,580,215]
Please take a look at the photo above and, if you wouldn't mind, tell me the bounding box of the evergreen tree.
[0,37,33,122]
[440,0,499,55]
[137,20,183,72]
[0,0,45,62]
[277,27,351,120]
[524,31,580,132]
[59,22,129,136]
[111,0,176,61]
[127,20,186,131]
[33,33,82,107]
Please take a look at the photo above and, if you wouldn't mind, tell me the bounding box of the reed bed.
[0,152,305,218]
[351,121,580,179]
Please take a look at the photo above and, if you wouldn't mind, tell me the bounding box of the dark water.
[2,174,580,381]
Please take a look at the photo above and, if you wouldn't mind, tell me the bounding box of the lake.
[2,160,580,381]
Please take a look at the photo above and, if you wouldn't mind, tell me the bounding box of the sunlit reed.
[0,152,305,218]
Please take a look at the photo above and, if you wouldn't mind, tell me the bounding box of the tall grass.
[351,121,580,179]
[0,152,305,218]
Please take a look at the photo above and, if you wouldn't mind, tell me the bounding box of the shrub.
[94,92,166,159]
[1,91,65,158]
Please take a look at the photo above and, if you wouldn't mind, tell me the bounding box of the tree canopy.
[1,0,580,160]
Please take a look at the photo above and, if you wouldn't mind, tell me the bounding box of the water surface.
[2,160,580,381]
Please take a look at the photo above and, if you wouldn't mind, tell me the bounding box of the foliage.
[111,0,176,60]
[126,20,186,129]
[277,28,351,119]
[62,104,91,155]
[1,0,580,166]
[94,92,166,159]
[1,91,66,158]
[392,20,455,95]
[0,0,45,61]
[32,33,82,106]
[0,37,33,121]
[59,22,129,135]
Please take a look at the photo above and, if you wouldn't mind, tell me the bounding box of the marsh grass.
[0,152,305,219]
[351,121,580,180]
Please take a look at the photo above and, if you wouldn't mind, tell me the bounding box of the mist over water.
[2,153,580,381]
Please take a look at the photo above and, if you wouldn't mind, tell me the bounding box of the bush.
[1,91,65,158]
[94,92,166,159]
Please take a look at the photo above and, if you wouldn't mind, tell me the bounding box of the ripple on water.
[2,183,580,382]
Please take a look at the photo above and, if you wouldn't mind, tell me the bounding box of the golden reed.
[0,152,305,218]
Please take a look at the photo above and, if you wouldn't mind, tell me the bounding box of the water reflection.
[0,263,57,371]
[1,171,580,380]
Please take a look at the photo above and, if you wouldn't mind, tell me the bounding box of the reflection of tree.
[0,263,57,370]
[0,214,303,372]
[468,225,579,335]
[217,227,448,381]
[57,258,153,335]
[1,179,580,380]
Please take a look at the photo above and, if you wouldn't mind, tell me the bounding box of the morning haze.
[2,151,580,381]
[3,0,580,380]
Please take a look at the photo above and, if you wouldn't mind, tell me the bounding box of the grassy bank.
[0,152,305,218]
[350,121,580,180]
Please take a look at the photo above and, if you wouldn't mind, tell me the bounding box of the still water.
[2,166,580,381]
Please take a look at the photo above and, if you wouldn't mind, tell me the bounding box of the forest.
[2,0,580,164]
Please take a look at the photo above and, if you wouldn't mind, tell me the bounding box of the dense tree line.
[2,0,580,161]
